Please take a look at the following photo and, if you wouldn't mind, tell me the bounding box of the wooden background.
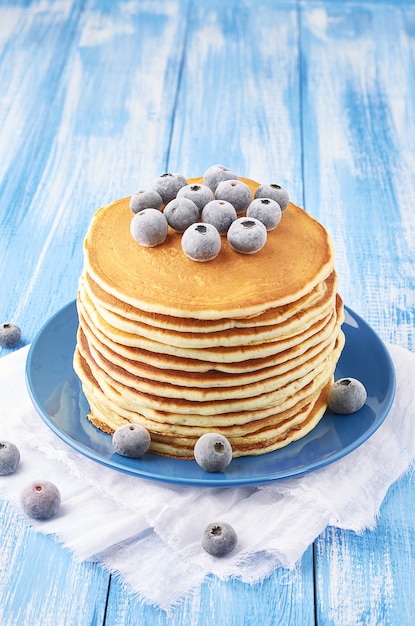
[1,0,415,624]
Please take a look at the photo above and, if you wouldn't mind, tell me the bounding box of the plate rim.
[25,300,396,487]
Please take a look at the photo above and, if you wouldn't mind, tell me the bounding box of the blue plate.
[26,301,395,487]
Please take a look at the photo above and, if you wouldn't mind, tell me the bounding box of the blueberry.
[227,217,267,254]
[0,441,20,475]
[177,183,214,212]
[328,378,367,414]
[21,480,61,520]
[151,172,187,204]
[130,208,168,247]
[201,200,237,235]
[246,197,282,231]
[164,197,200,233]
[181,223,221,262]
[0,322,21,348]
[130,189,163,214]
[203,164,238,192]
[202,522,237,557]
[215,179,252,214]
[112,423,151,457]
[254,183,289,211]
[194,433,232,472]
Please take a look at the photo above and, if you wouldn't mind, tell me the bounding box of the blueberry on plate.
[0,322,21,348]
[246,197,282,231]
[227,217,267,254]
[328,378,367,414]
[254,183,289,211]
[112,424,151,458]
[203,164,238,192]
[201,199,237,235]
[21,480,61,520]
[194,433,232,472]
[164,197,200,233]
[202,522,237,557]
[181,223,221,261]
[177,183,214,212]
[215,179,252,214]
[151,172,187,204]
[129,189,163,214]
[0,441,20,475]
[130,208,168,247]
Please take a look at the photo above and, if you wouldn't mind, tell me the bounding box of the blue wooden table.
[1,0,415,624]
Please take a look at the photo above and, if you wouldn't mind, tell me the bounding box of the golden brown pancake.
[84,178,334,319]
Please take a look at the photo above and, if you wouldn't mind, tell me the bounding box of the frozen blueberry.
[181,223,221,262]
[151,172,187,204]
[0,441,20,475]
[215,179,252,214]
[201,199,237,235]
[203,164,238,192]
[112,423,151,457]
[0,322,21,348]
[130,189,163,214]
[328,378,367,414]
[164,197,200,233]
[130,208,168,247]
[254,183,289,211]
[247,197,282,231]
[194,433,233,472]
[21,480,61,520]
[227,217,267,254]
[202,522,237,557]
[177,183,214,212]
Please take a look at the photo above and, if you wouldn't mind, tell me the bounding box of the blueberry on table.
[151,172,187,204]
[0,441,20,475]
[247,197,282,231]
[112,424,151,458]
[21,480,61,520]
[0,322,21,348]
[254,183,289,211]
[328,378,367,414]
[203,164,238,192]
[215,179,252,214]
[202,522,237,557]
[130,208,168,247]
[227,217,267,254]
[194,433,232,472]
[177,183,214,212]
[164,197,200,233]
[181,223,221,261]
[129,189,163,214]
[201,199,237,235]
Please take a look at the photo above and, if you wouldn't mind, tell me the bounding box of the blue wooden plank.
[300,0,415,350]
[0,0,190,354]
[314,471,415,626]
[300,2,415,624]
[0,500,109,626]
[168,0,304,205]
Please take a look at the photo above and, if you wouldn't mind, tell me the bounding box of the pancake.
[79,271,338,348]
[73,173,345,459]
[84,178,334,319]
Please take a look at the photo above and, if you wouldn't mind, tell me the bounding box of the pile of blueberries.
[129,164,290,261]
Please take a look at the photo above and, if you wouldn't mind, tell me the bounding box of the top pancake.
[84,178,334,319]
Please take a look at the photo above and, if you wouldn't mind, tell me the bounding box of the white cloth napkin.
[1,343,415,610]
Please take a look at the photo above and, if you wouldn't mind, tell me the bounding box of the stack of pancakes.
[74,177,345,458]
